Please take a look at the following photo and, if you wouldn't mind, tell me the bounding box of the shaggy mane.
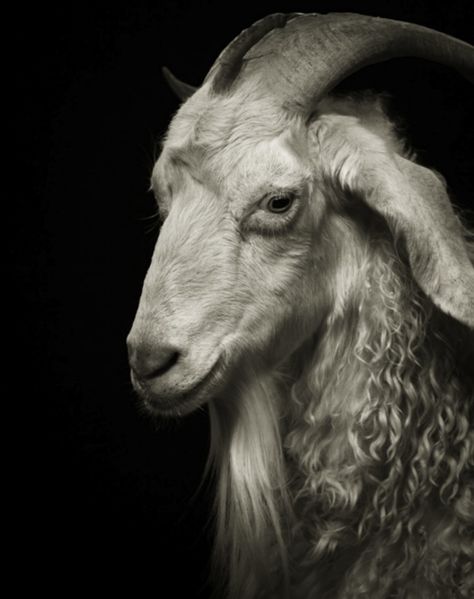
[206,131,474,598]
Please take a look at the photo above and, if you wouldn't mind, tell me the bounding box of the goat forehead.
[165,82,296,153]
[151,87,309,207]
[164,91,235,148]
[220,137,309,194]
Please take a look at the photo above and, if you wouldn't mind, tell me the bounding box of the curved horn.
[204,13,301,93]
[207,13,473,111]
[162,66,197,101]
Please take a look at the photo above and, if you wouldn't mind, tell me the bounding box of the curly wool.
[286,217,474,598]
[208,204,473,599]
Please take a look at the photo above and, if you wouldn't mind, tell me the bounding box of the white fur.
[128,84,474,597]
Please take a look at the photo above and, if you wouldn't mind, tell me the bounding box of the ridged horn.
[204,13,302,93]
[162,66,197,101]
[207,13,474,112]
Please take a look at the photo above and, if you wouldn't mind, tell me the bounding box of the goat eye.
[265,194,294,213]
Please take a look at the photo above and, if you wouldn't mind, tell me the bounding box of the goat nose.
[127,339,181,380]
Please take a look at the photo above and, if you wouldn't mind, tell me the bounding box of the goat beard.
[206,228,474,599]
[207,362,293,599]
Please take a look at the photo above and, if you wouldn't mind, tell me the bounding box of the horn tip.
[161,66,197,101]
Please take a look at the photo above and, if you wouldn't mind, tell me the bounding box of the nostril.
[128,341,181,380]
[147,350,180,378]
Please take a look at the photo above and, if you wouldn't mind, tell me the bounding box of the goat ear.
[162,66,197,101]
[312,118,474,328]
[361,156,474,328]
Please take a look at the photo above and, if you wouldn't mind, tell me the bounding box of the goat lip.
[134,356,224,417]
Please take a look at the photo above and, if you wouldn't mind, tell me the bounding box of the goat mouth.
[136,356,224,417]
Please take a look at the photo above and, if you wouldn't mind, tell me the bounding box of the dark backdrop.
[15,1,472,596]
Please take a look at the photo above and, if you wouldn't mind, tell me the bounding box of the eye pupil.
[267,195,293,213]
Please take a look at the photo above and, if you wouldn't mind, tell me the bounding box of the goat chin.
[206,222,474,599]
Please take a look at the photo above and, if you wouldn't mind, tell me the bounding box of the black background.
[14,1,472,596]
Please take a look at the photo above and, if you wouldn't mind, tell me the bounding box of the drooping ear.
[162,66,197,101]
[311,115,474,329]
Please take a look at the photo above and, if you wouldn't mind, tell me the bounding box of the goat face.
[128,13,474,417]
[127,90,333,416]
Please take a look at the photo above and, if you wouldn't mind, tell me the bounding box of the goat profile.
[128,13,474,599]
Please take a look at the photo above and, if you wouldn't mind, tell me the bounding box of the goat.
[127,13,474,599]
